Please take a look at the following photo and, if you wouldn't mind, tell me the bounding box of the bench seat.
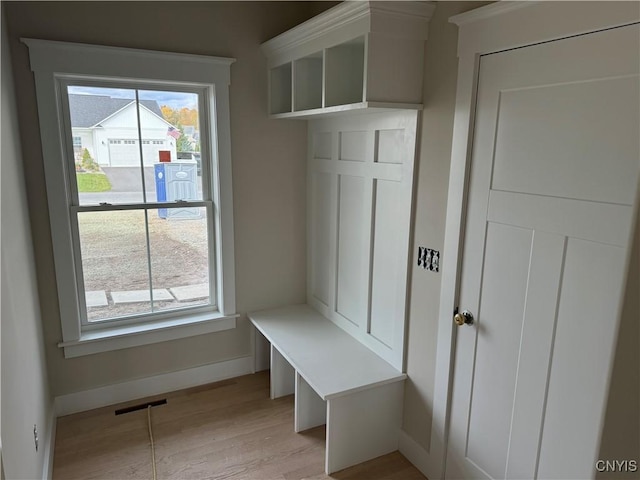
[249,304,406,474]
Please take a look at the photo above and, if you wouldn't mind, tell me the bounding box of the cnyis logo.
[595,460,638,473]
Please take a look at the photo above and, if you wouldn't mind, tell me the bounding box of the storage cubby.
[261,2,435,118]
[325,37,364,107]
[294,52,323,111]
[269,62,292,115]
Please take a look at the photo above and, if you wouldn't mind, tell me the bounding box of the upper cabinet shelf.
[261,1,435,118]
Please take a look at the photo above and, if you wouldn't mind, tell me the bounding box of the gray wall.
[403,0,490,451]
[3,1,329,396]
[1,7,54,478]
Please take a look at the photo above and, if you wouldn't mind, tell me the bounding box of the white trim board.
[54,356,253,416]
[398,430,431,479]
[42,408,56,480]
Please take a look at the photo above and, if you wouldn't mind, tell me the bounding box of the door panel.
[446,23,640,480]
[492,76,639,205]
[538,239,626,480]
[466,223,532,478]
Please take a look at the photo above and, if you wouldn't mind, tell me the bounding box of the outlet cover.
[418,247,440,272]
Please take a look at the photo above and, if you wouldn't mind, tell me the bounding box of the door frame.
[428,3,640,479]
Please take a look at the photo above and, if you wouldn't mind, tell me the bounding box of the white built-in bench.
[248,304,406,474]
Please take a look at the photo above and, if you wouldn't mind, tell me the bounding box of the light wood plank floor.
[53,371,427,480]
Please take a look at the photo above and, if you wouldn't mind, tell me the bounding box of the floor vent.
[115,399,167,416]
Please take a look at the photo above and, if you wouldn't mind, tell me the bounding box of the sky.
[67,86,198,110]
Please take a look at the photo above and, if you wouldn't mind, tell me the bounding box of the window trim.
[23,38,237,358]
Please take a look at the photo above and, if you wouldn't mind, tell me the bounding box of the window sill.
[58,311,239,358]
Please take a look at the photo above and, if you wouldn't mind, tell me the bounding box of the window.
[67,84,210,323]
[73,136,82,148]
[24,39,237,358]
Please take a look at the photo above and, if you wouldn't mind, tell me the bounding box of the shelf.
[269,101,423,120]
[325,37,364,107]
[270,62,292,115]
[294,52,323,111]
[262,1,435,119]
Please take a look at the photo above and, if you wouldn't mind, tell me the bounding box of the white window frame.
[24,38,237,358]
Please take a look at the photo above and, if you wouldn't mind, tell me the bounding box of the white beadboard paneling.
[369,179,403,348]
[308,111,418,370]
[310,171,333,306]
[313,131,333,160]
[339,130,368,162]
[375,129,404,164]
[336,174,366,326]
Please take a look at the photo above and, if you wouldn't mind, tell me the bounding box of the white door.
[446,24,639,480]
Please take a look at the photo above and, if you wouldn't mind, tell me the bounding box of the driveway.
[102,167,156,192]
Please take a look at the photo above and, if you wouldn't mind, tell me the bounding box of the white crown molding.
[261,1,435,58]
[261,2,370,56]
[449,1,540,27]
[22,38,236,70]
[371,1,436,21]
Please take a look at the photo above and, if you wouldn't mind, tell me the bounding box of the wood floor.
[53,371,427,479]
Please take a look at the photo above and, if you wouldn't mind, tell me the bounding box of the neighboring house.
[69,94,178,167]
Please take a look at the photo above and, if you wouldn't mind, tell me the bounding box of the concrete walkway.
[85,283,209,307]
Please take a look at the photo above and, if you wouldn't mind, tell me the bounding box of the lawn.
[77,173,112,192]
[77,210,210,321]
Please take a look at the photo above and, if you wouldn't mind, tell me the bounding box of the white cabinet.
[261,1,435,118]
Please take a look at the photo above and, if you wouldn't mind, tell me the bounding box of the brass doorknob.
[454,310,474,326]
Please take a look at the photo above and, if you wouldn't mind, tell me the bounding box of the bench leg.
[295,372,326,433]
[270,345,295,399]
[325,381,404,474]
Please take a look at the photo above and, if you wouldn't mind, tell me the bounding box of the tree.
[160,105,199,152]
[161,105,180,126]
[176,128,193,152]
[80,148,99,172]
[160,105,199,130]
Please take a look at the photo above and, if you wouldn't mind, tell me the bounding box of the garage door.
[142,140,169,165]
[108,139,139,166]
[108,139,168,166]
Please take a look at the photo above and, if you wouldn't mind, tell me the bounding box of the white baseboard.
[42,407,56,480]
[54,356,253,416]
[399,429,436,480]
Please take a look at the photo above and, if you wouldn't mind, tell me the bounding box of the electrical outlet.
[33,424,38,452]
[418,246,440,272]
